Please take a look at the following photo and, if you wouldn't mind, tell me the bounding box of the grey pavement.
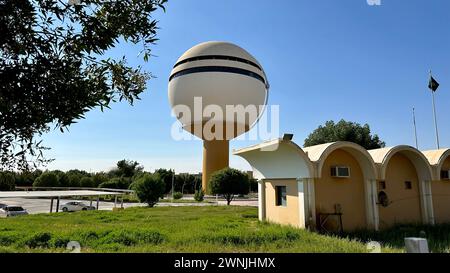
[0,197,257,215]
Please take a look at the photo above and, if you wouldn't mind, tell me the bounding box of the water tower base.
[202,140,229,193]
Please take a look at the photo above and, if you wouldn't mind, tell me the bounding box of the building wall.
[264,179,300,227]
[314,149,367,231]
[432,157,450,223]
[378,153,422,228]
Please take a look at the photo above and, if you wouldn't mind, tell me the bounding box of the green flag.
[428,75,439,92]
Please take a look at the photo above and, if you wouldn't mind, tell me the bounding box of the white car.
[0,205,29,217]
[60,202,96,212]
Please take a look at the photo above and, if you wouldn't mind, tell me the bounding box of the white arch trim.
[303,141,377,179]
[233,138,314,179]
[368,145,433,181]
[422,149,450,181]
[369,145,435,224]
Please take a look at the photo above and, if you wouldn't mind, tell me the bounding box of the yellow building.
[233,138,314,228]
[368,146,434,228]
[234,138,447,231]
[422,149,450,223]
[303,142,378,231]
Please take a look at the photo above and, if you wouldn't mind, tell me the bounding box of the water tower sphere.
[168,41,269,191]
[168,41,269,139]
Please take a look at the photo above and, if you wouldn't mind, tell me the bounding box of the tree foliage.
[209,168,250,205]
[0,171,15,191]
[33,171,59,187]
[80,176,94,187]
[194,190,204,202]
[175,173,201,194]
[304,120,386,150]
[0,0,167,171]
[131,173,165,207]
[13,169,42,186]
[154,168,174,194]
[109,159,144,178]
[98,177,131,189]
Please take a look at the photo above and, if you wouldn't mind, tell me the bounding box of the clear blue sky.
[43,0,450,173]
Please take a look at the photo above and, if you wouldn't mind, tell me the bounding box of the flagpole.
[412,107,418,149]
[430,70,440,149]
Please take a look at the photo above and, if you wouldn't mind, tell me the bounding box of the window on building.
[330,166,350,178]
[404,181,412,190]
[441,170,450,180]
[275,186,287,207]
[379,181,386,190]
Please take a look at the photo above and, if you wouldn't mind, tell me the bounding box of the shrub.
[58,173,70,187]
[131,173,165,207]
[0,172,15,191]
[92,173,109,187]
[209,168,250,205]
[67,174,81,187]
[99,177,131,189]
[33,172,59,188]
[50,236,71,249]
[80,177,94,188]
[194,190,204,202]
[249,178,258,192]
[14,172,35,187]
[173,192,183,200]
[23,232,52,248]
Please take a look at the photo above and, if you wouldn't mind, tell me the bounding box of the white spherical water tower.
[168,41,269,192]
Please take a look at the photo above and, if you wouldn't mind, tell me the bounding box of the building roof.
[368,145,434,180]
[368,145,428,165]
[0,190,124,199]
[422,149,450,166]
[233,138,314,179]
[367,147,395,164]
[302,142,337,162]
[303,141,377,179]
[233,138,280,155]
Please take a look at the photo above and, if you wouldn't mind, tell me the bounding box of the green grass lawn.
[4,206,448,253]
[341,223,450,253]
[158,199,216,204]
[0,206,384,253]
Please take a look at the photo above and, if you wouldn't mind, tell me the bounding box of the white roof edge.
[232,138,281,155]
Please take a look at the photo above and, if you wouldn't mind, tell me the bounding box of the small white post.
[405,237,429,253]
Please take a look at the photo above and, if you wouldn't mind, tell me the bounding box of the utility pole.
[412,107,418,149]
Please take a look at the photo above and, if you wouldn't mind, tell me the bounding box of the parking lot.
[0,197,257,215]
[0,198,145,214]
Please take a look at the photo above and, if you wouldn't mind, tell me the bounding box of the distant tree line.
[0,159,212,194]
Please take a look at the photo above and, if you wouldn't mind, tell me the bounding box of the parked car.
[60,202,95,212]
[0,205,29,217]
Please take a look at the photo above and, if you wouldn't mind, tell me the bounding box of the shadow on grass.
[335,223,450,253]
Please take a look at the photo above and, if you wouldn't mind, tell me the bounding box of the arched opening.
[431,151,450,223]
[376,147,434,228]
[315,149,370,231]
[307,142,378,231]
[379,153,422,227]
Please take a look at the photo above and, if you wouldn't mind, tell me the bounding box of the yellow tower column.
[202,140,229,193]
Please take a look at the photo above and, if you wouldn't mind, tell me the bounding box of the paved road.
[0,198,145,214]
[0,198,257,215]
